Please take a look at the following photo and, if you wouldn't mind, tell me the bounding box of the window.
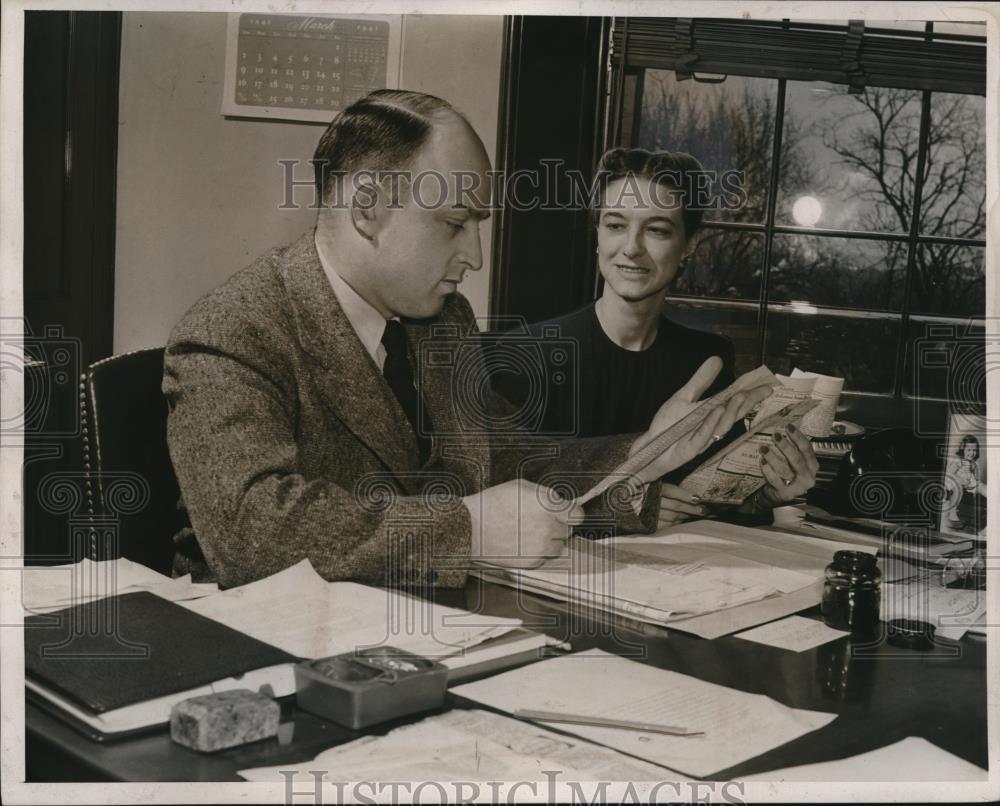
[611,19,986,400]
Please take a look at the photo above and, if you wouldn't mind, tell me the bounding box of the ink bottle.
[821,550,881,635]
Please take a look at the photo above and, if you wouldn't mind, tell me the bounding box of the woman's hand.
[757,423,819,506]
[630,357,774,484]
[657,482,706,528]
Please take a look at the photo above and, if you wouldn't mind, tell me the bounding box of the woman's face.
[963,440,978,459]
[596,176,690,304]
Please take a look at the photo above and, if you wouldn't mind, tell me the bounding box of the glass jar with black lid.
[821,550,881,635]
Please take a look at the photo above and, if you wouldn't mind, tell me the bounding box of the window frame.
[606,18,987,403]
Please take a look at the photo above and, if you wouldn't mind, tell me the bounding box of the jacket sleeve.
[163,315,471,590]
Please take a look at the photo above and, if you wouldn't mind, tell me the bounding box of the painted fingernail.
[760,446,769,455]
[774,432,783,443]
[787,424,797,434]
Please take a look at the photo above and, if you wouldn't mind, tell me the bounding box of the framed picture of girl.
[940,412,988,539]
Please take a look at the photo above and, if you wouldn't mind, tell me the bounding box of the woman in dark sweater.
[495,148,817,526]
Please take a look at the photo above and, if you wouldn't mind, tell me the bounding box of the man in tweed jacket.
[163,90,760,589]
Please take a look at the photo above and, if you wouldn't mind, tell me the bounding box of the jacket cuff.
[382,496,472,588]
[580,477,660,536]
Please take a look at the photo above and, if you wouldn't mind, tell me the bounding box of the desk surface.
[26,579,988,782]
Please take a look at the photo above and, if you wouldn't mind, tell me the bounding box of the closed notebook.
[25,590,299,714]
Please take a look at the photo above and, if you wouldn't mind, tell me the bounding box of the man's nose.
[458,223,484,272]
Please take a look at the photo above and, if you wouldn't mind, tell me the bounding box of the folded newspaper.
[752,368,845,438]
[577,366,823,508]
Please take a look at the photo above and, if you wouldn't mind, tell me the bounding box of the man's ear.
[350,179,386,244]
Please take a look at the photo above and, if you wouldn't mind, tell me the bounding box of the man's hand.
[463,479,581,569]
[657,482,706,528]
[757,423,819,506]
[630,357,775,484]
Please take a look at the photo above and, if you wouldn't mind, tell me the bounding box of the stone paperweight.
[169,688,280,752]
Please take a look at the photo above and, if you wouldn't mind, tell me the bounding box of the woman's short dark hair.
[312,89,467,204]
[957,434,981,459]
[593,148,707,239]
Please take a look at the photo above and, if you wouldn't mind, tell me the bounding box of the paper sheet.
[575,366,778,506]
[882,580,987,641]
[239,708,680,783]
[753,369,844,438]
[736,615,849,652]
[737,736,987,781]
[20,557,218,615]
[453,649,836,778]
[181,559,522,660]
[789,368,844,438]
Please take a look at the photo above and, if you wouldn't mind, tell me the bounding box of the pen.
[514,708,703,737]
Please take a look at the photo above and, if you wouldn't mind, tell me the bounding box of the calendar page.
[222,13,402,123]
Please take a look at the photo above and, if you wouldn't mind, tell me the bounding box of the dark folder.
[25,591,299,715]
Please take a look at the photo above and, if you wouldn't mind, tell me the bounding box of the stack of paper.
[181,559,524,662]
[482,534,813,619]
[239,708,678,782]
[453,649,837,778]
[20,557,218,616]
[478,520,870,639]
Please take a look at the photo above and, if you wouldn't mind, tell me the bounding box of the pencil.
[514,708,703,737]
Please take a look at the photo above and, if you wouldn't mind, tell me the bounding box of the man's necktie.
[381,320,432,466]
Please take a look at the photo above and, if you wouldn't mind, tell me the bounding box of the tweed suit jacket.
[163,232,657,589]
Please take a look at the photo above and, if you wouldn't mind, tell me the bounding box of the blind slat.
[612,18,986,96]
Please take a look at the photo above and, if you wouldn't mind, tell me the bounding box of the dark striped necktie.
[380,320,432,466]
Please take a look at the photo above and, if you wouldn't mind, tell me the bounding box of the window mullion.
[756,77,787,367]
[892,76,934,397]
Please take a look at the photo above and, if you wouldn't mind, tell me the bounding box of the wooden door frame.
[22,10,122,562]
[489,16,609,327]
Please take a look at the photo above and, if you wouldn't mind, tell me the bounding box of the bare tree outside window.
[634,65,986,397]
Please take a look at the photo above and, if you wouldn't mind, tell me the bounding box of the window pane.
[777,82,922,234]
[636,70,778,224]
[674,228,763,302]
[764,309,899,393]
[662,300,760,377]
[903,318,985,405]
[919,92,986,239]
[768,234,907,311]
[909,244,985,318]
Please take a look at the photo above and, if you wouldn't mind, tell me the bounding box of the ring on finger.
[711,434,723,443]
[782,477,794,487]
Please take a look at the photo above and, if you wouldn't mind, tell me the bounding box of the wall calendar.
[222,14,403,123]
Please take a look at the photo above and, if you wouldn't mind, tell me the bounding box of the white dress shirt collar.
[315,232,391,369]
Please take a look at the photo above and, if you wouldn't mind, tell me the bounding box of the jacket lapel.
[404,318,457,444]
[282,233,419,478]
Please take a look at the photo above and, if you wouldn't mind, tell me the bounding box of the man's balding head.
[312,89,478,206]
